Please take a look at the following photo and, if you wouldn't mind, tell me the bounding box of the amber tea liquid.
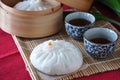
[69,18,91,26]
[90,38,111,44]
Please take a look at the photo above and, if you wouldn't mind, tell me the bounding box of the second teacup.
[65,12,95,40]
[84,27,118,58]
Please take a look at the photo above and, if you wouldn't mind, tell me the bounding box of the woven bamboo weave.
[13,20,120,80]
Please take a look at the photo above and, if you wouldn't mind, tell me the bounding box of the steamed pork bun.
[30,40,83,75]
[14,0,47,11]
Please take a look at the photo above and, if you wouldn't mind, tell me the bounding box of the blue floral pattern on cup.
[65,23,93,40]
[84,38,117,58]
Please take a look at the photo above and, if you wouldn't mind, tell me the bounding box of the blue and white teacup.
[84,27,118,58]
[65,12,95,40]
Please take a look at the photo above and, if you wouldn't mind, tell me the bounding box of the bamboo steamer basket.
[56,0,94,11]
[0,0,63,38]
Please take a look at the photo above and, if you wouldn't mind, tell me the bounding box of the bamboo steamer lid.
[0,0,63,38]
[56,0,94,11]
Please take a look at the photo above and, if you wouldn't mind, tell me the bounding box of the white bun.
[30,40,83,75]
[14,0,46,11]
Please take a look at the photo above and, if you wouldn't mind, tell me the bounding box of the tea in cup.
[65,12,95,40]
[84,27,118,58]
